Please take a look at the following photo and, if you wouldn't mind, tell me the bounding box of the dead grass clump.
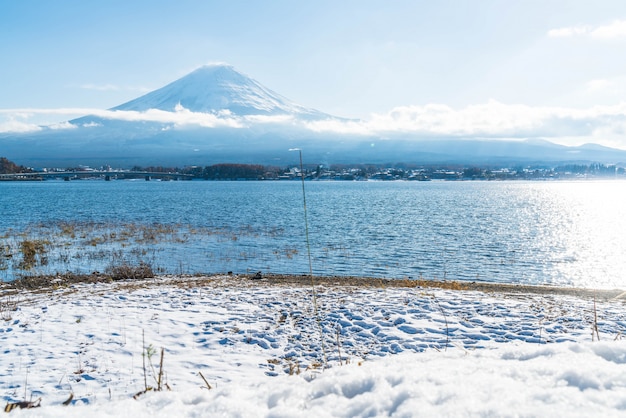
[0,245,10,271]
[106,262,154,281]
[284,357,302,375]
[85,236,107,247]
[4,398,41,412]
[5,265,154,292]
[58,221,76,238]
[18,239,49,269]
[0,296,18,321]
[9,271,107,291]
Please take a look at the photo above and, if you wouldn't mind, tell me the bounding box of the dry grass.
[1,261,154,295]
[106,262,154,281]
[0,221,303,282]
[0,295,18,321]
[18,239,49,270]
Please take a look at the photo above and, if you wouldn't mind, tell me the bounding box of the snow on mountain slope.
[111,64,329,119]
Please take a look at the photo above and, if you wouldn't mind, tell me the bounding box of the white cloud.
[548,25,591,38]
[373,101,547,136]
[49,121,78,130]
[3,102,626,149]
[0,105,315,132]
[91,107,244,128]
[0,106,245,130]
[0,108,107,132]
[304,100,626,148]
[590,20,626,39]
[548,20,626,40]
[305,118,371,135]
[244,114,295,124]
[308,100,548,137]
[0,119,42,133]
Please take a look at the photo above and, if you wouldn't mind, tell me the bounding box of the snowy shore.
[1,274,626,417]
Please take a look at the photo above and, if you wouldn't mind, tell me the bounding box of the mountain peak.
[185,63,245,81]
[193,62,236,72]
[112,64,327,118]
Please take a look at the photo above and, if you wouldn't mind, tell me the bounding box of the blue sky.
[3,1,626,148]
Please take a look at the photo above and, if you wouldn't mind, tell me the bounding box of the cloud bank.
[548,19,626,40]
[306,101,626,148]
[2,101,626,149]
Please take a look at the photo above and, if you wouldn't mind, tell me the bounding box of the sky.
[2,0,626,148]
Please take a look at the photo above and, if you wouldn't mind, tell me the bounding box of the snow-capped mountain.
[3,64,626,168]
[111,64,329,118]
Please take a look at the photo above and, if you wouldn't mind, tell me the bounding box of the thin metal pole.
[297,149,314,278]
[290,148,327,367]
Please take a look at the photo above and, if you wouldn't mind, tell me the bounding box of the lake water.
[1,179,625,289]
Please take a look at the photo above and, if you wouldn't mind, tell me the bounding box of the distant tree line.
[132,163,283,180]
[56,161,626,180]
[554,163,623,175]
[196,163,281,180]
[0,157,31,174]
[3,156,626,180]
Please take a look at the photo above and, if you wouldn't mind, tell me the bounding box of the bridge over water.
[0,171,194,181]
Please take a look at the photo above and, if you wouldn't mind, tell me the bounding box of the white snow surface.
[2,275,626,417]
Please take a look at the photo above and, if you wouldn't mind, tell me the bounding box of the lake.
[1,179,625,289]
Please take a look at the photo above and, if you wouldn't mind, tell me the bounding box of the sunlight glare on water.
[532,181,626,289]
[1,180,626,289]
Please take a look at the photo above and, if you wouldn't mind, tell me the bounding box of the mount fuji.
[70,64,335,133]
[110,64,330,118]
[2,64,626,168]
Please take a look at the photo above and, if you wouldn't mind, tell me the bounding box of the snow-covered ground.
[1,275,625,417]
